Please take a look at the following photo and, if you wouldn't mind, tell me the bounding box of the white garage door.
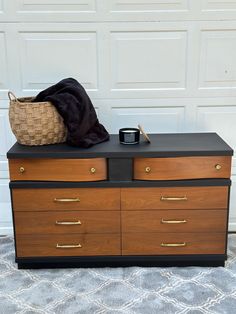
[0,0,236,234]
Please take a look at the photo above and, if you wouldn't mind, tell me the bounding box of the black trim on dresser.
[16,255,226,269]
[9,179,231,189]
[108,158,133,181]
[10,189,18,258]
[7,133,233,159]
[225,186,232,255]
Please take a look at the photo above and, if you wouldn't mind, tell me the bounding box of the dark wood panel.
[12,188,120,211]
[122,210,227,233]
[108,158,133,181]
[16,255,227,269]
[14,211,120,234]
[9,158,107,181]
[121,186,228,210]
[7,133,233,159]
[9,178,232,189]
[16,234,121,257]
[134,156,231,180]
[122,233,225,255]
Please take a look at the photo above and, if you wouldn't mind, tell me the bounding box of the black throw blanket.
[33,78,109,148]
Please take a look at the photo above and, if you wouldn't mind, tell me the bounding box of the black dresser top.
[7,133,233,159]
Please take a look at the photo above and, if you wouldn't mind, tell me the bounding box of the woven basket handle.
[8,91,19,102]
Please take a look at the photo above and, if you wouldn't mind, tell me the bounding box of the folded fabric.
[33,78,109,148]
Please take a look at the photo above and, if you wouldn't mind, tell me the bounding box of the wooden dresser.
[7,133,233,268]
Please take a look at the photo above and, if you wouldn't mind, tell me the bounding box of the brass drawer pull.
[161,242,186,247]
[19,167,25,174]
[215,164,222,170]
[55,220,81,225]
[161,219,187,224]
[145,167,151,173]
[54,198,80,203]
[56,244,82,249]
[90,167,96,173]
[160,196,187,201]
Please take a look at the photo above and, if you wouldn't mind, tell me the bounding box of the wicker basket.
[8,91,67,146]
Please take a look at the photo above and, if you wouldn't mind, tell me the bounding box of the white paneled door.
[0,0,236,234]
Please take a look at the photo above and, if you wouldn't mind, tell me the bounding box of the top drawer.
[134,156,231,180]
[9,158,107,182]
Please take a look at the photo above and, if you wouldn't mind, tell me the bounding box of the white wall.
[0,0,236,234]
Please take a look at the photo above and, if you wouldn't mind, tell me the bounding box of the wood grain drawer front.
[14,211,120,235]
[9,158,107,181]
[134,156,231,180]
[121,186,228,210]
[122,210,227,233]
[12,188,120,211]
[16,234,120,257]
[122,233,225,255]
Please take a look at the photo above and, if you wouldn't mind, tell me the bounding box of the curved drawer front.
[9,158,107,181]
[16,234,121,257]
[14,211,120,234]
[134,156,231,180]
[122,210,227,233]
[12,188,120,211]
[122,233,225,255]
[121,186,228,210]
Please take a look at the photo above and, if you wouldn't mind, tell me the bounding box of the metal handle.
[161,219,187,224]
[56,244,82,249]
[54,198,80,203]
[145,167,151,173]
[160,196,187,201]
[90,167,96,174]
[19,167,25,174]
[161,242,186,247]
[215,164,222,170]
[55,220,81,225]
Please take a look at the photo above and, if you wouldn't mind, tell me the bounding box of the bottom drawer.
[16,234,120,257]
[122,233,225,255]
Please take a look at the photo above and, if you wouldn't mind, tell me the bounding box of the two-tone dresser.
[7,133,233,268]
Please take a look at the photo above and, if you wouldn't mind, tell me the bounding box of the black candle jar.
[119,128,140,145]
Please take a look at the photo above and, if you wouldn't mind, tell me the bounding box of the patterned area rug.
[0,235,236,314]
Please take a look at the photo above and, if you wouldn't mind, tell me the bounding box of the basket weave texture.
[8,92,67,146]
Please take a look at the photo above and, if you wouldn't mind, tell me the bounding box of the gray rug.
[0,235,236,314]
